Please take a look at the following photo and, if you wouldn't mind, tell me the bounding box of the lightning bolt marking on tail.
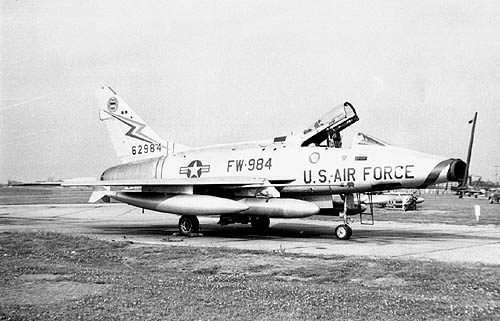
[104,110,160,145]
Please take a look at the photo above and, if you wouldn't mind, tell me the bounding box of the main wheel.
[178,215,200,236]
[335,224,352,240]
[251,216,270,232]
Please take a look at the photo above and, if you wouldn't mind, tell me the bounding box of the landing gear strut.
[178,215,200,236]
[334,193,355,240]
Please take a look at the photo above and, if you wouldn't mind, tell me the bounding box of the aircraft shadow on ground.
[93,222,334,239]
[91,222,496,244]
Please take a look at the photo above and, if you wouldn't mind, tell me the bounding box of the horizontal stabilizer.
[63,177,99,184]
[89,191,114,203]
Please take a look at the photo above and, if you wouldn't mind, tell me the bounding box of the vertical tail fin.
[98,86,188,163]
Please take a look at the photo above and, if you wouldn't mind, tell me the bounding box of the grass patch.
[0,231,499,320]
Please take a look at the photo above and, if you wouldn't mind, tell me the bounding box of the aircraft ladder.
[359,193,374,225]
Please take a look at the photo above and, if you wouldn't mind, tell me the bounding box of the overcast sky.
[1,0,500,183]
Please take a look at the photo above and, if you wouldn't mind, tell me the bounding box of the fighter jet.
[64,87,466,240]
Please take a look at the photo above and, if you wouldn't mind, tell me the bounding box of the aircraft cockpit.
[301,102,359,147]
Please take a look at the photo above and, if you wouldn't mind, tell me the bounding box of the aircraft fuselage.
[101,143,465,196]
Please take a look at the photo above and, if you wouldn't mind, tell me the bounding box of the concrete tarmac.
[1,204,499,265]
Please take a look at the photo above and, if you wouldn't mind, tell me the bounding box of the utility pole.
[495,165,499,187]
[462,112,477,188]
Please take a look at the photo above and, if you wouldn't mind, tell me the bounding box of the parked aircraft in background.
[361,192,424,211]
[455,176,486,198]
[487,189,500,204]
[64,87,466,240]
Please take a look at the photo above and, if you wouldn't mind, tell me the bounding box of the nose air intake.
[418,158,467,189]
[447,159,466,182]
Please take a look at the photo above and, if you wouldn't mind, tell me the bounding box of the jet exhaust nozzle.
[447,159,466,182]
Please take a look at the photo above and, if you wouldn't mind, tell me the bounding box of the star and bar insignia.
[179,160,211,178]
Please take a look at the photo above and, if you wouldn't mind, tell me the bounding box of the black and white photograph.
[1,1,499,320]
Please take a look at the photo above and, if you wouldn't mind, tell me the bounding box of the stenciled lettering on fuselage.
[226,158,272,172]
[179,160,211,178]
[303,165,415,184]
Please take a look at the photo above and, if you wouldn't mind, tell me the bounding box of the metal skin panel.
[96,142,465,220]
[100,143,463,195]
[101,157,159,181]
[93,142,465,219]
[100,143,463,194]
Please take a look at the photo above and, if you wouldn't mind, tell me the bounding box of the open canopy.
[300,102,359,147]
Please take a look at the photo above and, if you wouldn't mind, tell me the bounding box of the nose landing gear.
[333,193,360,240]
[334,224,353,240]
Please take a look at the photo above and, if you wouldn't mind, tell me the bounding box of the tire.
[178,215,200,236]
[251,216,270,232]
[335,224,352,240]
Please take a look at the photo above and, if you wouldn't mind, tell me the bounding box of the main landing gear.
[178,215,200,236]
[250,215,270,233]
[177,214,271,236]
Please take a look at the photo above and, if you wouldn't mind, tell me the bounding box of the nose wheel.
[335,224,352,240]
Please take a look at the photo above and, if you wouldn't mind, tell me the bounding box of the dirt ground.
[1,232,499,320]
